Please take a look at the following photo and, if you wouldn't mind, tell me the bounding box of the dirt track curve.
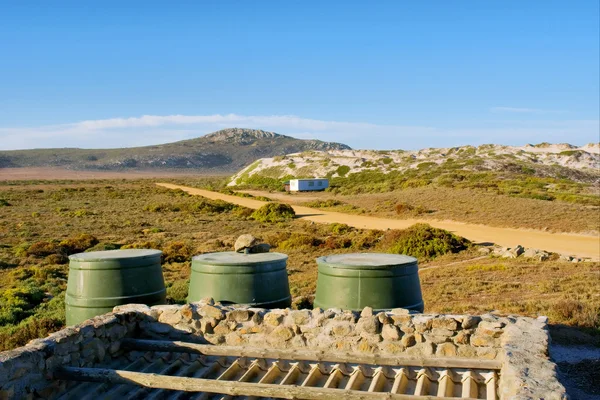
[157,183,600,260]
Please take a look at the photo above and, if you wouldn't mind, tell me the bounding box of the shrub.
[144,203,181,212]
[59,234,99,255]
[162,241,194,263]
[251,203,296,223]
[0,199,10,207]
[379,223,470,260]
[191,199,235,214]
[320,236,352,250]
[166,280,189,304]
[336,165,351,177]
[278,233,322,250]
[381,157,393,165]
[305,199,344,208]
[329,223,352,235]
[27,241,62,257]
[549,299,599,329]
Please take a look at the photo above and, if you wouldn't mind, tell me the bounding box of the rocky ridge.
[229,142,600,185]
[0,128,351,173]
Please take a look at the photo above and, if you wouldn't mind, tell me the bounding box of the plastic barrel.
[314,253,424,312]
[65,249,166,325]
[188,252,291,308]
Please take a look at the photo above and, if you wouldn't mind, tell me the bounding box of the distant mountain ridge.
[0,128,351,173]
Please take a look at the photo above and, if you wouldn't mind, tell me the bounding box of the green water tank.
[65,249,166,326]
[314,253,424,312]
[188,252,291,308]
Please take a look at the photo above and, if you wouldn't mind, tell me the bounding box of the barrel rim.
[316,253,417,270]
[68,249,163,262]
[192,251,288,266]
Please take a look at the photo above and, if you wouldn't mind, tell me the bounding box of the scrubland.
[0,178,598,351]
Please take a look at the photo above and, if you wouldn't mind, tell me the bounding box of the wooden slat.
[121,339,502,370]
[55,366,479,400]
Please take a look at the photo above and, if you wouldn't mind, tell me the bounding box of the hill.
[230,143,600,185]
[0,128,351,173]
[228,143,600,207]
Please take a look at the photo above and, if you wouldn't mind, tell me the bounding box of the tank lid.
[69,249,162,262]
[192,251,287,266]
[317,253,417,269]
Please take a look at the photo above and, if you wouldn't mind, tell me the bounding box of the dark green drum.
[65,249,166,325]
[314,253,424,312]
[188,252,291,308]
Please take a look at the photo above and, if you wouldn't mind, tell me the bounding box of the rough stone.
[269,326,294,343]
[461,315,481,329]
[381,325,401,341]
[234,234,258,252]
[360,307,374,318]
[470,334,497,347]
[406,342,434,357]
[200,305,225,320]
[356,316,380,335]
[453,331,470,345]
[227,310,252,323]
[436,342,457,357]
[225,333,245,346]
[413,315,433,332]
[331,322,354,337]
[401,334,416,348]
[432,317,458,331]
[180,304,195,321]
[213,321,232,335]
[289,310,311,326]
[264,313,284,327]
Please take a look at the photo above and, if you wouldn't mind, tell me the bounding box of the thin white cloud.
[490,107,566,114]
[0,114,597,151]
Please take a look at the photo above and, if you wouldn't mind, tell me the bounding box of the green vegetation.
[0,178,597,351]
[251,203,296,223]
[379,224,471,260]
[335,165,351,177]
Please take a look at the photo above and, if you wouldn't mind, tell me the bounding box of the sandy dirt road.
[157,183,600,260]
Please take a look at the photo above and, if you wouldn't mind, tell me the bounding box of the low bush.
[162,241,194,263]
[144,203,182,212]
[251,203,296,223]
[329,223,352,235]
[190,199,235,214]
[0,199,11,207]
[277,233,322,250]
[59,234,99,255]
[166,280,189,304]
[379,223,470,259]
[27,241,62,257]
[304,199,344,208]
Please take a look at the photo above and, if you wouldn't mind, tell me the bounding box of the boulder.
[234,234,259,252]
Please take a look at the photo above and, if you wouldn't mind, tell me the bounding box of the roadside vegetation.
[0,179,598,351]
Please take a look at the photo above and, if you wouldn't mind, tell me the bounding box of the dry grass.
[264,186,600,234]
[0,179,598,350]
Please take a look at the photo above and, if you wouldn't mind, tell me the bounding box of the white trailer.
[289,178,329,192]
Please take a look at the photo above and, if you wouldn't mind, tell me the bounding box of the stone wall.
[0,300,567,399]
[137,299,505,360]
[0,312,136,399]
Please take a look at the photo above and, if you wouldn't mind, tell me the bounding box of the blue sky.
[0,1,598,150]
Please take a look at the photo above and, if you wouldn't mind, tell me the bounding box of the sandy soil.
[157,183,600,260]
[0,168,212,181]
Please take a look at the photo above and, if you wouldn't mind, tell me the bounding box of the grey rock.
[234,234,258,252]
